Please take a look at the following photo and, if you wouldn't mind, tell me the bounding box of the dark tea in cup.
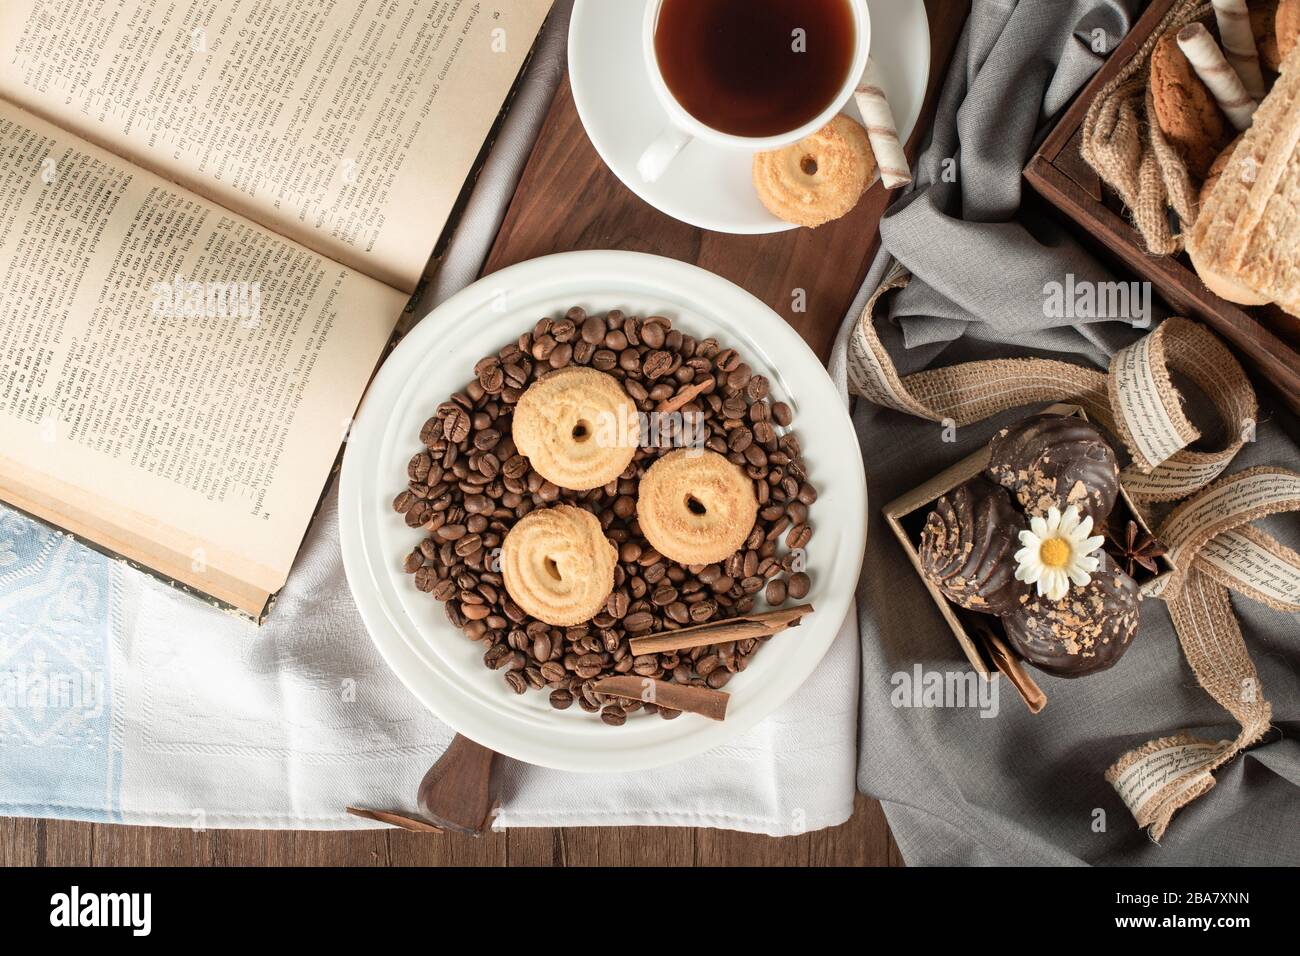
[653,0,858,139]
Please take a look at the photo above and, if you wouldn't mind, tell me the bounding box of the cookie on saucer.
[752,115,875,228]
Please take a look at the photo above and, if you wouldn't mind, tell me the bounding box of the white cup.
[637,0,872,183]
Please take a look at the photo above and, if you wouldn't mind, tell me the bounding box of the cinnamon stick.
[592,677,730,721]
[628,604,814,654]
[657,378,712,415]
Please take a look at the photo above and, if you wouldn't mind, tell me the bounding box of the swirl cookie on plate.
[513,366,639,490]
[636,449,759,565]
[501,505,617,626]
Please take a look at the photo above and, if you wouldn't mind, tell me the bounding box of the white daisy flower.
[1013,505,1105,601]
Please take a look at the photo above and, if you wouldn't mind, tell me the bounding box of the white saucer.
[340,251,867,772]
[568,0,932,234]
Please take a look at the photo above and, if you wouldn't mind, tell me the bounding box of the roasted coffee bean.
[643,350,672,378]
[504,362,529,387]
[787,524,813,550]
[443,406,471,443]
[549,689,574,709]
[462,602,491,621]
[484,644,511,670]
[764,514,789,536]
[689,599,718,623]
[551,318,576,343]
[581,316,606,344]
[788,572,811,599]
[606,591,630,619]
[623,611,655,633]
[478,362,504,393]
[726,364,752,390]
[541,661,567,685]
[532,634,552,662]
[641,320,667,349]
[766,578,788,605]
[601,706,626,727]
[531,334,557,361]
[505,671,527,694]
[502,454,528,479]
[650,583,677,606]
[409,452,432,482]
[549,342,573,368]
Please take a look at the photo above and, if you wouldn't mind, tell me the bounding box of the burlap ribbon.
[1080,1,1212,255]
[849,266,1300,840]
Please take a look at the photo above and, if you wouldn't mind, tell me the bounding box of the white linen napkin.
[0,0,861,836]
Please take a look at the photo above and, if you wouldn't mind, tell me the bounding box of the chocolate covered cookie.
[1001,555,1140,678]
[919,478,1029,616]
[986,414,1120,525]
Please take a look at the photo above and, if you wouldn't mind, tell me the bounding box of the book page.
[0,0,553,293]
[0,101,406,611]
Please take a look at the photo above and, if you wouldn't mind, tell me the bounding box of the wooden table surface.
[5,0,964,867]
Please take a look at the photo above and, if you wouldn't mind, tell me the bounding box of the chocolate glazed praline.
[919,478,1029,615]
[1000,554,1141,677]
[986,414,1120,525]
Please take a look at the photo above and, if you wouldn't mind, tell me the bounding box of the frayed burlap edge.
[1080,1,1213,255]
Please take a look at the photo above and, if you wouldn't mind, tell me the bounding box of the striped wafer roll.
[1177,23,1258,130]
[1211,0,1267,100]
[853,58,911,189]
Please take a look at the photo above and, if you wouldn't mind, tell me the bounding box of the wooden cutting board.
[483,0,968,363]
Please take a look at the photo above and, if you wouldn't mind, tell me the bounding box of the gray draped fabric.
[844,0,1300,865]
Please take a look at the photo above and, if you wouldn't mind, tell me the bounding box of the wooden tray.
[1024,0,1300,416]
[481,0,968,362]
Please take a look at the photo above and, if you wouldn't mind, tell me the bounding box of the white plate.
[340,252,867,772]
[568,0,931,234]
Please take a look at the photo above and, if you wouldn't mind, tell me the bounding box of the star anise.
[1107,520,1167,576]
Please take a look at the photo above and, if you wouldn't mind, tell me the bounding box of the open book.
[0,0,553,620]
